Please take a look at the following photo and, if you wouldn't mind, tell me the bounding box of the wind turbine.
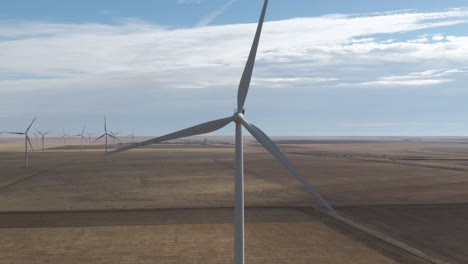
[35,129,52,152]
[110,1,336,263]
[32,132,40,148]
[75,126,88,152]
[61,128,70,147]
[86,131,95,144]
[93,117,118,161]
[128,130,135,143]
[109,130,121,148]
[8,116,36,168]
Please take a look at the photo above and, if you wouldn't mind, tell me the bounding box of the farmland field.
[0,136,466,263]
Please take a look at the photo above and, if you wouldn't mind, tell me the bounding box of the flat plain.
[0,136,467,263]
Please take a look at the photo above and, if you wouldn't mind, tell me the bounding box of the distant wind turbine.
[8,116,36,168]
[93,117,118,161]
[86,131,95,144]
[128,130,135,143]
[110,1,335,263]
[109,130,121,149]
[35,129,52,152]
[75,126,88,152]
[61,128,70,147]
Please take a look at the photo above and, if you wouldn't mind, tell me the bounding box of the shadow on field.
[0,207,321,228]
[0,206,435,264]
[0,170,48,192]
[274,140,390,144]
[339,203,468,264]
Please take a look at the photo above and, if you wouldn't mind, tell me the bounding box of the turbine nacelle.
[233,112,245,123]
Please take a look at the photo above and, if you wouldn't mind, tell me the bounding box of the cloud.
[178,0,201,4]
[360,79,453,86]
[251,77,338,88]
[340,122,461,128]
[0,8,468,95]
[349,68,467,87]
[98,10,112,15]
[341,123,404,127]
[196,0,237,27]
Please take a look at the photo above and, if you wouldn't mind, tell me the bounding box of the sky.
[1,0,468,137]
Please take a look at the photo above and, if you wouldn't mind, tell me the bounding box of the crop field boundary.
[0,206,451,264]
[314,208,451,264]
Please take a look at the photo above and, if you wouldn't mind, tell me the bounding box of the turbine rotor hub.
[233,112,245,123]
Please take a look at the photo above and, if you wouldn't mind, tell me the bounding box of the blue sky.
[3,0,468,26]
[1,0,468,136]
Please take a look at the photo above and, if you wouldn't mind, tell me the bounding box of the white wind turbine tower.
[110,1,336,263]
[61,128,70,147]
[86,131,95,144]
[75,126,88,152]
[128,130,135,143]
[8,117,36,168]
[93,117,118,161]
[35,129,52,152]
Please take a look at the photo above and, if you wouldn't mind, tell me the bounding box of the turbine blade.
[26,135,35,152]
[92,134,106,143]
[8,132,25,135]
[236,0,268,112]
[104,117,107,132]
[109,134,119,141]
[81,126,86,134]
[241,120,336,214]
[26,116,37,133]
[110,116,233,154]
